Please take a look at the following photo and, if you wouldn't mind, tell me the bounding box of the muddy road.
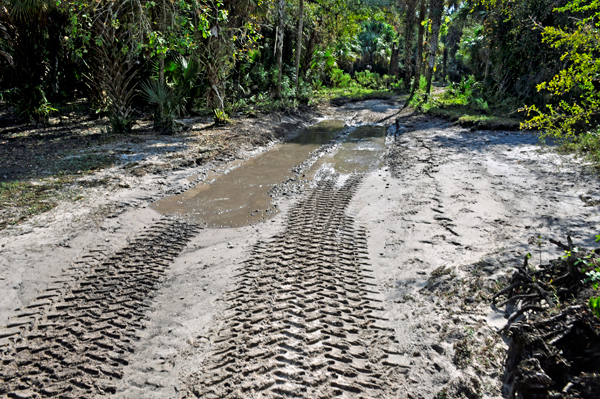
[1,100,599,399]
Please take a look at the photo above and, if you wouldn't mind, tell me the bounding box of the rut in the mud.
[0,219,199,398]
[186,175,401,398]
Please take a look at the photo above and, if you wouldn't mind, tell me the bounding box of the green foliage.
[212,108,230,125]
[141,79,181,134]
[522,0,600,139]
[590,296,600,318]
[355,71,381,89]
[329,68,354,88]
[11,86,57,122]
[356,20,396,74]
[142,56,199,133]
[560,129,600,166]
[584,267,600,290]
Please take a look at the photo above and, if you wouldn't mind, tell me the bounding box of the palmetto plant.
[94,26,137,133]
[142,56,199,134]
[141,79,181,134]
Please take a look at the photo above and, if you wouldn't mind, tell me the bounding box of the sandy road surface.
[1,101,599,399]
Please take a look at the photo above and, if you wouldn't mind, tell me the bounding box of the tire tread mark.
[0,218,198,398]
[187,175,401,398]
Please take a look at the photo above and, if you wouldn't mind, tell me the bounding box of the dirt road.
[1,100,598,398]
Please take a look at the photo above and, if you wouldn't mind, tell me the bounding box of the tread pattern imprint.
[186,175,403,399]
[0,219,199,399]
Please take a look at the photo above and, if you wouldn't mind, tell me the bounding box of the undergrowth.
[0,181,62,229]
[410,76,522,130]
[558,129,600,169]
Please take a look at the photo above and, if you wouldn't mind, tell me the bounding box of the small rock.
[10,390,36,399]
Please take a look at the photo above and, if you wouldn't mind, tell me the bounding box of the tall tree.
[295,0,304,93]
[424,0,445,94]
[275,0,285,99]
[388,41,399,77]
[409,0,426,101]
[402,0,417,90]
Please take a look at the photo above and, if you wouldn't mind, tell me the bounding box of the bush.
[296,80,313,104]
[561,129,600,166]
[330,68,354,88]
[355,70,381,89]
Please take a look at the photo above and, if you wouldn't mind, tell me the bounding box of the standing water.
[151,120,387,227]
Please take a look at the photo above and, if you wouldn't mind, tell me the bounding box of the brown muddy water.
[152,120,387,227]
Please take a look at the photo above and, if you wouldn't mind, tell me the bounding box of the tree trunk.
[424,0,444,95]
[403,0,417,91]
[276,0,285,99]
[442,45,448,82]
[294,0,304,93]
[159,54,165,87]
[409,0,426,101]
[388,41,399,77]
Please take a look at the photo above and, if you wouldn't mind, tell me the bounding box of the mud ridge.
[185,175,401,398]
[0,219,199,398]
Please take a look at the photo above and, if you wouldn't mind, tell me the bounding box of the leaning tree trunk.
[402,0,417,91]
[294,0,304,94]
[409,0,426,101]
[424,0,444,95]
[275,0,285,99]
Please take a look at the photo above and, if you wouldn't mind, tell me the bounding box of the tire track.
[187,175,400,398]
[0,219,199,398]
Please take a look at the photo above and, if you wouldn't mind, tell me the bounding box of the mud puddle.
[152,120,387,227]
[314,125,387,174]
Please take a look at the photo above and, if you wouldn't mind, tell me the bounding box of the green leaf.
[589,296,600,318]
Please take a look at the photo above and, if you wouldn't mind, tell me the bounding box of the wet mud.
[151,120,387,228]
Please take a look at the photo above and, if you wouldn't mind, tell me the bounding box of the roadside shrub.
[355,70,381,89]
[213,108,230,125]
[330,68,354,88]
[296,80,313,104]
[447,75,479,104]
[561,128,600,166]
[390,77,405,92]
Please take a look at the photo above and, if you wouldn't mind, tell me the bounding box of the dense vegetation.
[0,0,599,160]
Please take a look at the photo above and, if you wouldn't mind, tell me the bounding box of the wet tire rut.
[186,176,400,398]
[0,219,199,398]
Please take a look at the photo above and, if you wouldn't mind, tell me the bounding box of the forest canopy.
[0,0,599,145]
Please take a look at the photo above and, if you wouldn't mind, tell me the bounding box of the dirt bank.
[0,100,599,398]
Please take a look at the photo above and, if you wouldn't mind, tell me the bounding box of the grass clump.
[0,181,61,229]
[312,86,397,105]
